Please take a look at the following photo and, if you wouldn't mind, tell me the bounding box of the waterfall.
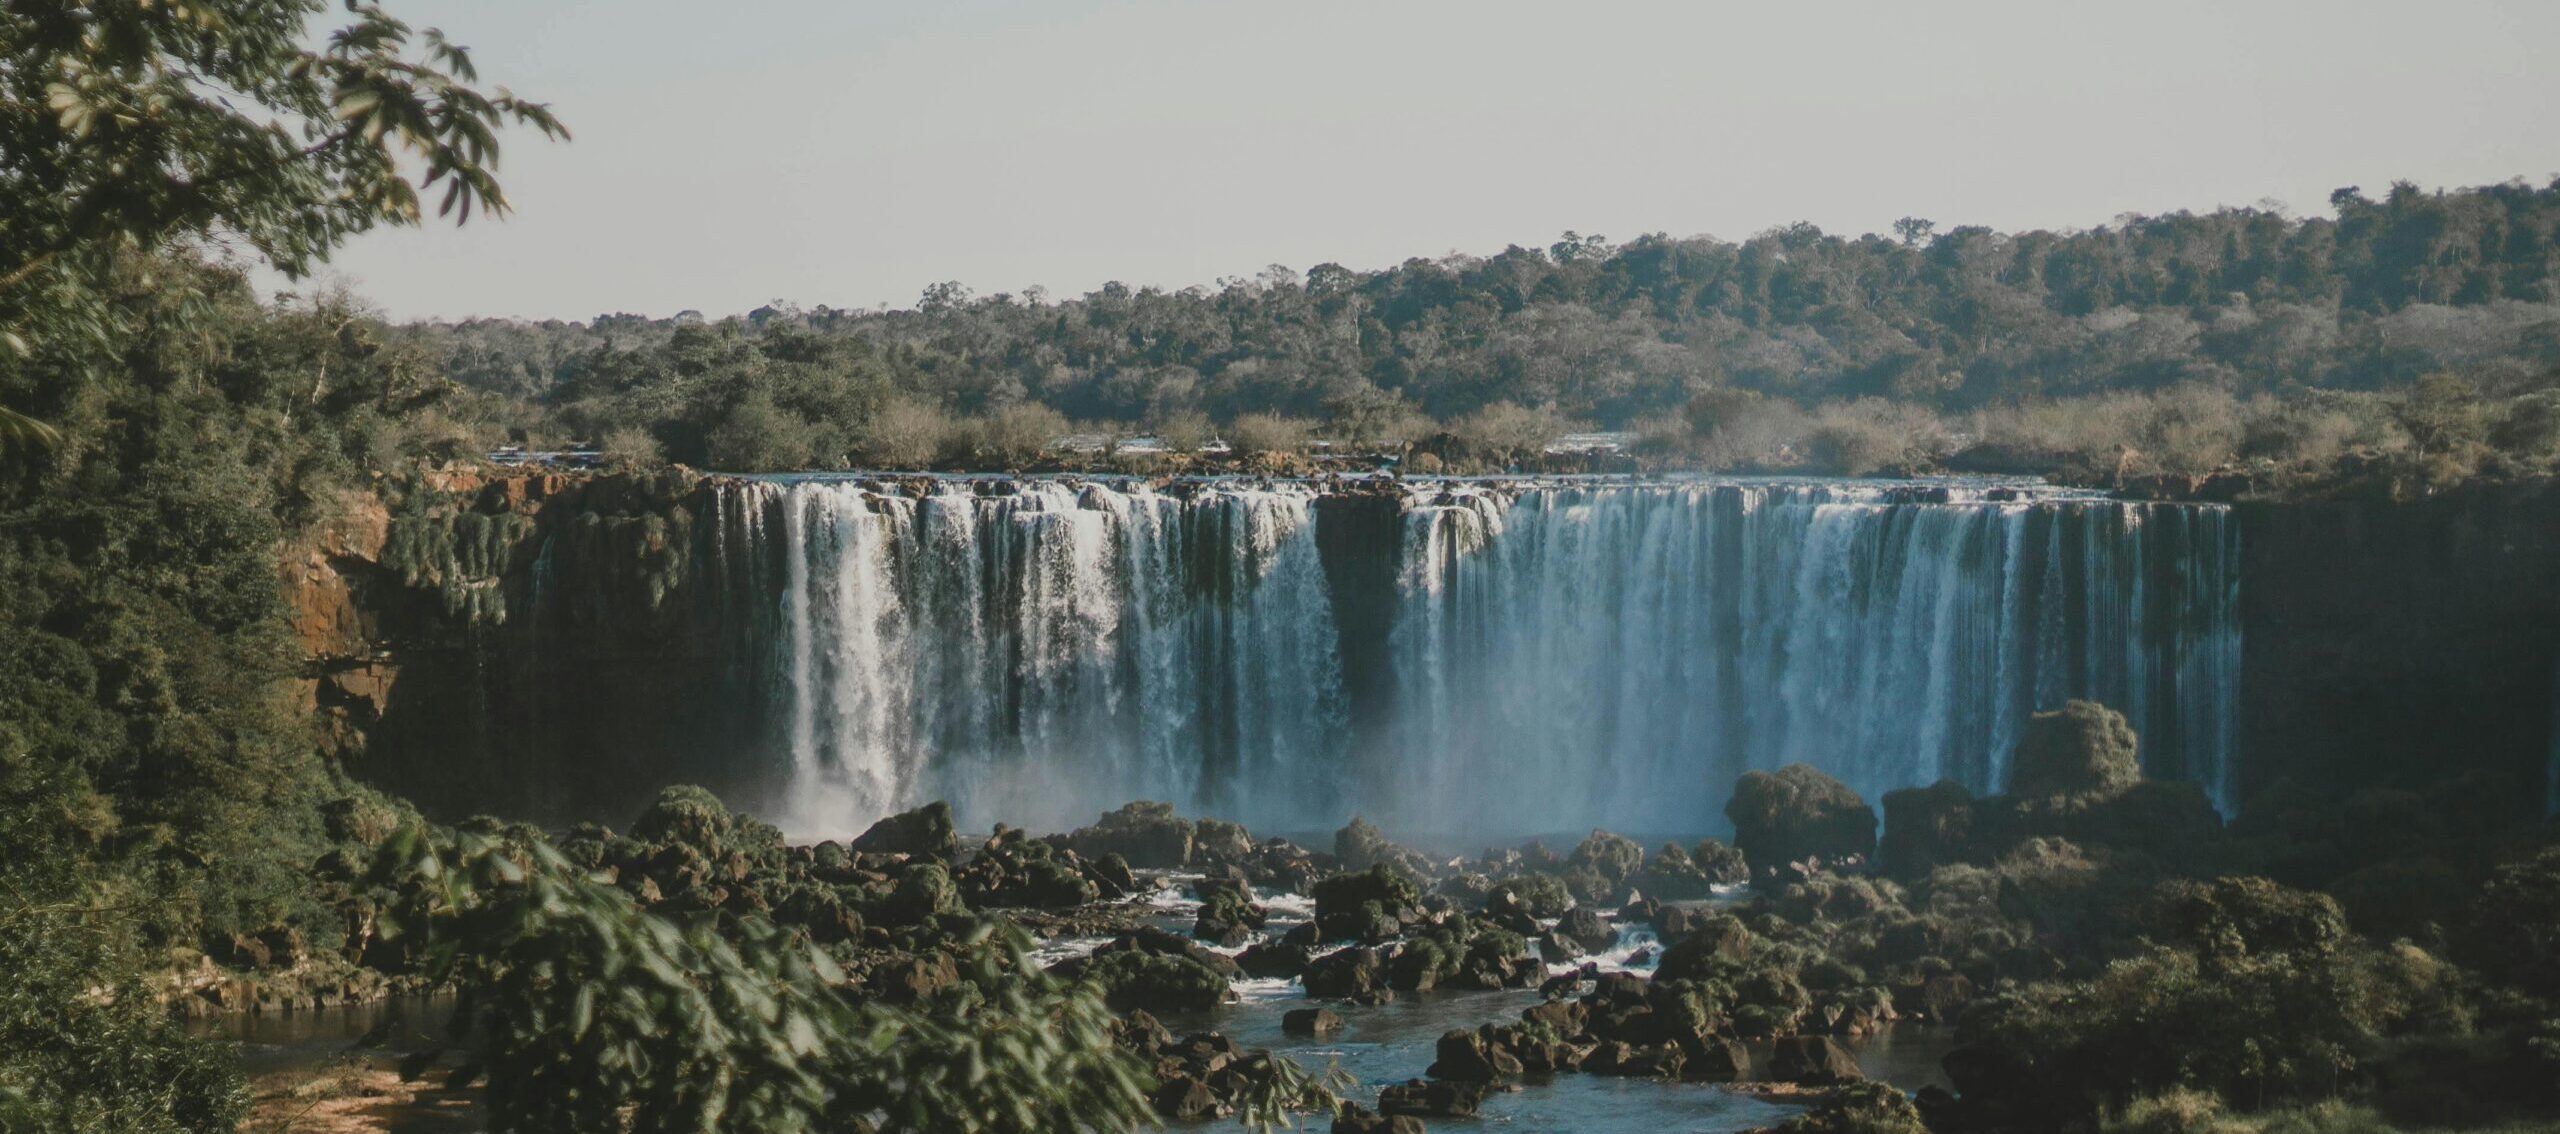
[722,477,2241,837]
[731,478,1346,835]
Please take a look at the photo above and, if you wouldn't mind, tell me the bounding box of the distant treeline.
[390,179,2560,486]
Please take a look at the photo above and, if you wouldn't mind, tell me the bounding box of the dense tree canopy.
[398,179,2560,475]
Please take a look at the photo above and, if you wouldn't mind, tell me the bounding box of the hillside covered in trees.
[400,179,2560,487]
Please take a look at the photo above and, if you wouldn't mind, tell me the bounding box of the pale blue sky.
[299,0,2560,322]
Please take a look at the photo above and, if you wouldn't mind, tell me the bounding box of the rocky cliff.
[2238,480,2560,813]
[282,467,751,825]
[292,471,2560,827]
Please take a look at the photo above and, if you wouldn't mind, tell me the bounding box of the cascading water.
[1387,482,2240,835]
[718,476,2240,838]
[721,478,1347,834]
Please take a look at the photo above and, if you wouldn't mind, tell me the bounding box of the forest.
[389,179,2560,490]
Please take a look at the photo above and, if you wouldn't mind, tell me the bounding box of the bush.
[705,392,819,470]
[857,397,952,470]
[0,879,247,1134]
[1226,412,1312,457]
[973,403,1069,466]
[1448,401,1574,465]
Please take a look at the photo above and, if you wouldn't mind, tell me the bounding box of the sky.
[293,0,2560,323]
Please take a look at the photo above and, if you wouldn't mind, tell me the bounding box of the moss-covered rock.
[1313,865,1423,941]
[850,800,958,860]
[1727,765,1877,878]
[2009,700,2142,802]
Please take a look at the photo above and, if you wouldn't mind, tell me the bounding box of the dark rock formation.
[1726,765,1878,879]
[1283,1006,1346,1036]
[849,800,959,859]
[1061,802,1195,869]
[2010,700,2142,801]
[1878,780,1977,880]
[1769,1036,1864,1085]
[1378,1079,1486,1119]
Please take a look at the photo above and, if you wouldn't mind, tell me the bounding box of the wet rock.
[1557,907,1617,953]
[1521,998,1588,1036]
[1193,887,1266,947]
[1302,946,1388,1000]
[1062,801,1196,869]
[1336,817,1433,877]
[1538,929,1583,962]
[1378,1078,1487,1118]
[1567,830,1645,902]
[850,800,959,860]
[1769,1035,1864,1085]
[1238,940,1316,979]
[1332,1103,1427,1134]
[1428,1028,1524,1081]
[1313,865,1423,941]
[1282,1006,1345,1036]
[1193,818,1256,864]
[1153,1076,1224,1119]
[1081,851,1138,898]
[1683,1036,1751,1082]
[957,827,1100,908]
[868,863,965,928]
[1653,915,1752,981]
[1879,780,1978,880]
[1585,1040,1686,1078]
[1726,765,1878,880]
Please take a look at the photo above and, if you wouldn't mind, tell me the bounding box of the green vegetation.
[393,181,2560,490]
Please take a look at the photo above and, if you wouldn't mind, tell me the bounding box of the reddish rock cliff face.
[279,466,761,825]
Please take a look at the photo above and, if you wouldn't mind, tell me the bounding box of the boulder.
[1313,866,1423,941]
[2008,700,2141,802]
[1302,947,1388,1000]
[1063,801,1196,869]
[1076,947,1234,1013]
[1427,1028,1523,1082]
[1768,1035,1863,1085]
[1193,818,1256,864]
[849,800,959,860]
[1879,780,1978,880]
[1081,852,1138,898]
[1653,915,1752,981]
[1725,765,1877,878]
[1283,1006,1346,1036]
[1567,830,1645,898]
[1336,817,1430,876]
[1237,941,1316,979]
[1682,1036,1751,1082]
[1332,1103,1426,1134]
[1378,1079,1486,1119]
[1585,1040,1685,1078]
[1557,907,1617,953]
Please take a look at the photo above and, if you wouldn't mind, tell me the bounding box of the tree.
[0,0,567,436]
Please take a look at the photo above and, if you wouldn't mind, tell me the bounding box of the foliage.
[1944,877,2469,1131]
[1,0,563,435]
[374,823,1161,1134]
[0,863,246,1134]
[393,178,2560,481]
